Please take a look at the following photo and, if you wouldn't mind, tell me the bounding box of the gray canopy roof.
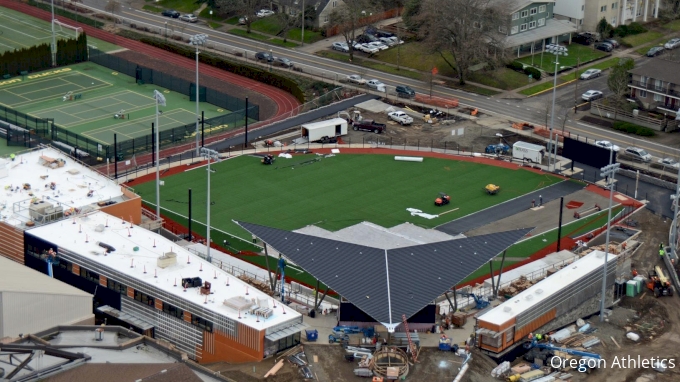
[236,221,533,331]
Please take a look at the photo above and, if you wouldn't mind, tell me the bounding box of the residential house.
[628,59,680,113]
[273,0,345,29]
[494,0,576,57]
[554,0,661,32]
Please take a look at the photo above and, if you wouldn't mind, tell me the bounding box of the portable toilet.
[626,280,637,297]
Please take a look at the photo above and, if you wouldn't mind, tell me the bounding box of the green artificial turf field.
[133,154,563,242]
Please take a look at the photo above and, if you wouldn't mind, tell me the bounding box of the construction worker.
[660,243,665,251]
[534,333,543,341]
[660,248,666,257]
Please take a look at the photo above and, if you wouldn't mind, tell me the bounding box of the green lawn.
[468,68,532,90]
[665,19,680,31]
[517,44,608,74]
[519,58,621,96]
[134,154,563,243]
[228,29,299,48]
[152,0,200,13]
[622,31,664,47]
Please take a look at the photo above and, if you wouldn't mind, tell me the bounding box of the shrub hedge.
[0,32,88,76]
[614,22,647,38]
[140,37,305,103]
[612,121,656,136]
[506,61,541,80]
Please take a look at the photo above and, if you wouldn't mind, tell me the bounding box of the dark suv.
[572,34,593,45]
[255,52,275,62]
[162,9,180,18]
[395,85,416,98]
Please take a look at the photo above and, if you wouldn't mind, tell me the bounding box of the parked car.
[238,16,249,25]
[387,111,413,125]
[357,44,379,54]
[256,9,275,18]
[604,39,620,48]
[374,30,395,38]
[381,36,404,45]
[332,42,349,52]
[581,90,603,101]
[367,41,389,51]
[573,34,593,45]
[395,85,416,98]
[594,140,620,152]
[665,38,680,49]
[659,158,680,168]
[161,9,180,18]
[275,57,294,67]
[255,51,274,62]
[366,79,386,91]
[624,147,652,162]
[356,34,378,44]
[647,46,665,57]
[351,119,387,133]
[594,42,613,52]
[580,69,602,80]
[346,74,366,85]
[179,14,197,23]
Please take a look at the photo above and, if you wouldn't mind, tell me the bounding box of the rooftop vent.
[503,306,512,313]
[97,242,115,253]
[157,251,177,268]
[525,295,533,301]
[95,224,105,232]
[535,289,544,295]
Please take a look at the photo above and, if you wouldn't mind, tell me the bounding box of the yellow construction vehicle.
[647,266,674,297]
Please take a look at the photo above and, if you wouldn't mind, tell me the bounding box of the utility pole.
[599,153,619,322]
[574,57,580,114]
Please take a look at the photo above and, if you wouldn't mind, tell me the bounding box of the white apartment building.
[554,0,661,32]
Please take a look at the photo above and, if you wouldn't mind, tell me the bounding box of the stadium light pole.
[599,151,619,322]
[200,147,220,263]
[545,44,568,172]
[671,165,680,262]
[190,34,208,156]
[50,0,57,67]
[153,90,167,222]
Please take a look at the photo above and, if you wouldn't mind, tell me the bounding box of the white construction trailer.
[512,141,545,163]
[301,118,348,142]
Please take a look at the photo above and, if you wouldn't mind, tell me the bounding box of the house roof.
[489,0,554,14]
[629,59,680,85]
[504,19,576,48]
[236,221,533,331]
[41,363,202,382]
[0,255,91,297]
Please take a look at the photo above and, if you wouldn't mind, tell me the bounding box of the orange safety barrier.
[471,108,478,116]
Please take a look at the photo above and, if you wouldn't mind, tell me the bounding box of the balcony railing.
[629,81,680,97]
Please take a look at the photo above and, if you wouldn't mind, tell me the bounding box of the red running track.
[0,0,300,164]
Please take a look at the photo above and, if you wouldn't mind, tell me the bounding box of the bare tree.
[274,0,301,43]
[215,0,269,33]
[420,0,508,85]
[328,0,376,63]
[105,0,121,18]
[607,57,635,121]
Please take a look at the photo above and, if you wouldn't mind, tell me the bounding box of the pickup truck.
[351,119,386,133]
[387,111,413,125]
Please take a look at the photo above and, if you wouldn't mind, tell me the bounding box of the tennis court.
[0,62,230,145]
[0,6,119,53]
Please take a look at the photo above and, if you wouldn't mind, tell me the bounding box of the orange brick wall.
[154,298,163,310]
[0,222,24,264]
[198,325,264,364]
[183,311,192,323]
[127,286,134,298]
[72,263,80,275]
[99,275,108,287]
[101,189,142,225]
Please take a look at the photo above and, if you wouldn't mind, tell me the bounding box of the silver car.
[581,90,603,101]
[366,79,385,91]
[179,14,197,23]
[346,75,366,85]
[665,38,680,49]
[580,69,602,80]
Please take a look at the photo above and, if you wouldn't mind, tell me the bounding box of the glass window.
[539,5,546,13]
[107,279,127,295]
[521,10,528,17]
[538,18,545,26]
[530,7,537,15]
[162,302,184,319]
[80,267,99,283]
[58,258,72,272]
[512,12,519,20]
[134,290,154,307]
[529,21,536,29]
[639,90,648,97]
[601,5,607,12]
[511,26,518,34]
[654,93,664,102]
[191,314,213,332]
[612,2,618,9]
[520,23,527,31]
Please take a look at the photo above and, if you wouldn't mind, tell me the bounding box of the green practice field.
[0,6,119,53]
[133,154,563,242]
[0,62,228,145]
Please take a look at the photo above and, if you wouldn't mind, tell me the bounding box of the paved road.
[76,0,679,161]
